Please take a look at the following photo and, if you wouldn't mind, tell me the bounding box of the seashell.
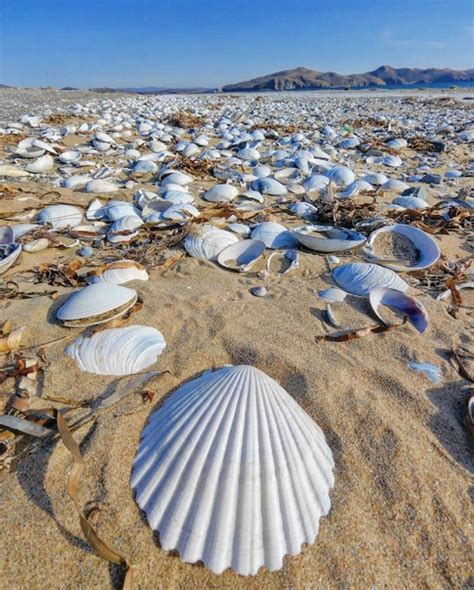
[227,222,250,237]
[382,155,402,168]
[303,174,329,194]
[332,262,409,296]
[0,226,14,244]
[131,364,334,576]
[162,190,194,205]
[23,238,50,252]
[365,224,440,272]
[250,285,267,297]
[62,174,91,189]
[25,154,54,173]
[133,160,158,175]
[385,138,407,151]
[369,287,428,333]
[101,200,141,221]
[94,131,115,144]
[86,198,104,220]
[88,260,149,285]
[293,225,366,253]
[217,239,266,272]
[37,205,82,229]
[203,184,239,203]
[0,243,21,274]
[339,179,373,199]
[66,325,165,375]
[56,283,138,327]
[252,164,271,178]
[318,287,347,302]
[289,201,318,220]
[362,173,387,186]
[107,215,143,243]
[0,164,31,177]
[250,222,297,249]
[59,150,82,164]
[31,138,57,154]
[266,249,299,276]
[238,190,264,203]
[326,166,355,187]
[392,196,428,210]
[85,179,119,193]
[184,225,239,261]
[161,171,193,186]
[382,179,410,194]
[408,361,441,384]
[159,203,199,222]
[251,177,287,196]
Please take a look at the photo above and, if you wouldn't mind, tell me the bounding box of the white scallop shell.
[88,260,149,284]
[250,222,297,249]
[66,325,165,375]
[365,224,440,271]
[131,364,334,576]
[184,225,239,261]
[217,239,266,272]
[293,225,366,253]
[56,283,137,326]
[332,262,409,296]
[37,205,82,229]
[203,184,239,203]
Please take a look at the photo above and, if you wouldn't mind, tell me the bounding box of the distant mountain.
[222,65,474,91]
[89,86,216,95]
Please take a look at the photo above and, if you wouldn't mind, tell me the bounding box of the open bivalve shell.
[66,325,166,375]
[293,225,366,253]
[369,287,429,334]
[56,283,138,327]
[365,224,440,271]
[217,239,266,272]
[131,364,334,576]
[0,243,22,275]
[250,222,297,249]
[36,205,83,230]
[332,262,409,296]
[184,225,239,261]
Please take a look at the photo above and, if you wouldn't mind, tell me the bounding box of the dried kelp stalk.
[316,319,405,343]
[31,258,87,288]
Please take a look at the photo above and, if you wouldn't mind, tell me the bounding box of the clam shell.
[85,179,119,193]
[184,225,239,261]
[131,365,334,575]
[56,283,138,327]
[250,222,297,249]
[23,238,50,252]
[365,224,440,271]
[66,325,165,375]
[332,262,409,296]
[59,150,82,164]
[203,184,239,203]
[293,225,366,253]
[88,260,149,285]
[217,239,266,272]
[0,226,14,244]
[369,287,428,333]
[0,243,21,274]
[251,178,287,196]
[25,154,54,173]
[326,166,355,187]
[37,205,82,229]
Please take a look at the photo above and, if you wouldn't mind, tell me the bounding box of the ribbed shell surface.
[332,262,409,296]
[132,365,334,576]
[66,325,166,375]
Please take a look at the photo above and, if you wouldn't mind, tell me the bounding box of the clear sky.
[1,0,473,88]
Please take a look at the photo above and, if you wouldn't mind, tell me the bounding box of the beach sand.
[0,91,473,589]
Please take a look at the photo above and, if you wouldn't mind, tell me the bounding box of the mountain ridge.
[222,65,474,91]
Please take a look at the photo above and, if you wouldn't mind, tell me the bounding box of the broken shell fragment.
[293,225,366,253]
[217,239,265,272]
[88,260,149,284]
[369,287,429,333]
[0,243,22,274]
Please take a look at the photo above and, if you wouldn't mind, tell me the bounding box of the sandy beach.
[0,89,473,589]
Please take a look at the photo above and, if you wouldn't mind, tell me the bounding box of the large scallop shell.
[184,225,239,261]
[293,225,366,253]
[131,365,334,575]
[332,262,409,296]
[66,325,166,375]
[365,224,440,271]
[56,283,138,327]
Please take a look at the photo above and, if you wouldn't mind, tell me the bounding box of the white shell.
[0,226,14,244]
[332,262,409,296]
[161,171,193,186]
[23,238,50,252]
[365,224,440,271]
[392,196,428,210]
[217,239,266,272]
[326,166,355,187]
[184,225,239,261]
[59,150,82,164]
[0,243,21,274]
[293,225,366,253]
[203,184,239,203]
[131,364,334,575]
[101,201,141,221]
[369,287,428,333]
[37,205,82,229]
[85,179,119,193]
[251,178,287,196]
[25,154,54,173]
[66,325,165,375]
[251,222,297,249]
[88,260,149,285]
[62,174,91,189]
[56,283,137,325]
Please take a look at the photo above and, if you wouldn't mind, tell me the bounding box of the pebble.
[250,286,267,297]
[78,246,93,257]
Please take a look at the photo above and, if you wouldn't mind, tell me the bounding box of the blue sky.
[1,0,473,88]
